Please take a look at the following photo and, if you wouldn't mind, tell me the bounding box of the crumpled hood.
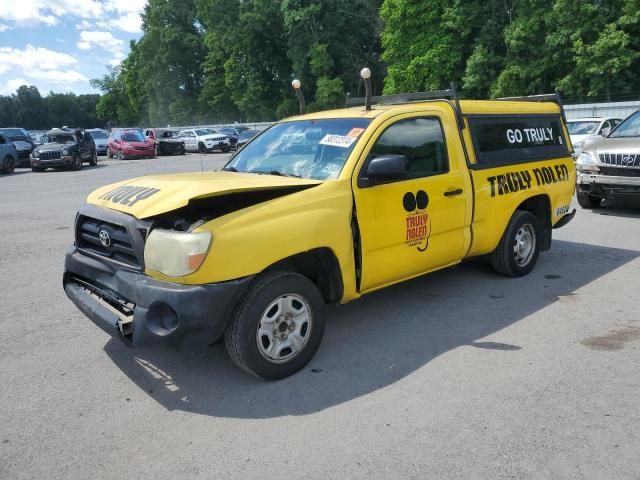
[87,171,322,219]
[35,143,71,153]
[582,136,640,156]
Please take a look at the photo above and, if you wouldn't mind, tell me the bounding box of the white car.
[567,117,622,150]
[178,128,231,153]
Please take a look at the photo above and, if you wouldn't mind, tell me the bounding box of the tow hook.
[117,317,133,336]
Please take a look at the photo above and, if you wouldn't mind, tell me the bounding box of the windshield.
[89,131,108,140]
[609,111,640,138]
[225,118,371,180]
[44,134,75,144]
[567,121,599,135]
[158,130,176,138]
[1,128,28,138]
[196,129,213,136]
[121,132,145,142]
[239,130,258,140]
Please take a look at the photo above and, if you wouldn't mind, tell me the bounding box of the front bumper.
[96,145,108,155]
[31,155,73,168]
[577,172,640,198]
[205,141,230,151]
[64,247,252,348]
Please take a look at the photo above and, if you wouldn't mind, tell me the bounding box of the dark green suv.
[31,128,98,172]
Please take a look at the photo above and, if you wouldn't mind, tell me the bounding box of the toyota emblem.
[98,229,111,248]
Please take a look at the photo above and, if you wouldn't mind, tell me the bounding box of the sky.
[0,0,146,96]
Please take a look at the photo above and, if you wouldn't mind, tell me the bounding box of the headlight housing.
[32,150,39,158]
[576,152,599,173]
[144,229,212,277]
[62,149,69,156]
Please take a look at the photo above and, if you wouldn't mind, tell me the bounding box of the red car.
[107,129,155,159]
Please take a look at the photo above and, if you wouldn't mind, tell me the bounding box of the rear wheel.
[577,191,602,209]
[1,155,15,174]
[180,145,186,155]
[224,271,326,380]
[491,211,541,277]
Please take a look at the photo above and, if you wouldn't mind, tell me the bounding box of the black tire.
[32,166,44,172]
[491,210,541,277]
[180,145,186,155]
[116,150,124,160]
[108,148,114,159]
[222,147,230,153]
[1,155,15,174]
[198,142,207,154]
[577,191,602,209]
[70,154,82,171]
[224,271,326,380]
[88,151,98,166]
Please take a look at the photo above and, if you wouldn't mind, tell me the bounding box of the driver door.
[352,113,471,292]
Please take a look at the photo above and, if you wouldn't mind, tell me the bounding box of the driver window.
[369,118,448,178]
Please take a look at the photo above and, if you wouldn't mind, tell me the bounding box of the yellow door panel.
[352,110,471,292]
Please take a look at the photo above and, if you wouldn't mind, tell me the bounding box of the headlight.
[32,151,39,158]
[62,149,68,156]
[144,230,212,277]
[576,152,599,173]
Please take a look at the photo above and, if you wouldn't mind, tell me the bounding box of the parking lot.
[1,154,639,479]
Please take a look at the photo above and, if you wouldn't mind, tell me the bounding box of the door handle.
[443,188,463,197]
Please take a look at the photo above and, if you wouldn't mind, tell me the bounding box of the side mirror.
[601,127,610,137]
[366,155,408,182]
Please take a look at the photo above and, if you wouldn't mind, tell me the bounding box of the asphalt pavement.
[1,154,639,479]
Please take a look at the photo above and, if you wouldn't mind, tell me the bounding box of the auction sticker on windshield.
[319,134,358,148]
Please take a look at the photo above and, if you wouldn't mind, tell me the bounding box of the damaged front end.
[64,171,321,348]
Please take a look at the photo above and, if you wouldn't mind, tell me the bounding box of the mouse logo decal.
[403,190,431,252]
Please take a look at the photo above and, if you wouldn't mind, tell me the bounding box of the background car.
[86,129,110,156]
[0,132,18,174]
[0,128,34,167]
[218,127,240,149]
[108,129,155,159]
[567,117,622,149]
[178,128,230,153]
[30,127,97,172]
[236,129,259,149]
[144,128,186,156]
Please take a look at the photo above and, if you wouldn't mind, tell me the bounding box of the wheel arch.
[263,247,344,304]
[515,194,552,251]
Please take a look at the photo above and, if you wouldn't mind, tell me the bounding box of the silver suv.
[576,110,640,208]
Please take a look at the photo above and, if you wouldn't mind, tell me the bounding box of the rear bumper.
[64,247,252,349]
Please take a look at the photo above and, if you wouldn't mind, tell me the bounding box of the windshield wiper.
[264,170,301,178]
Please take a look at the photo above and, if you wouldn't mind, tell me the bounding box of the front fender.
[170,180,358,300]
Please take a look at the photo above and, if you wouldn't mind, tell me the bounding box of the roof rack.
[345,88,457,107]
[346,83,465,128]
[497,91,567,122]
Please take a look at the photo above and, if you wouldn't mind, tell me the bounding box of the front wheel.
[577,191,602,209]
[70,154,82,171]
[88,151,98,166]
[224,271,326,380]
[198,143,207,154]
[222,146,230,153]
[491,211,541,277]
[108,148,114,159]
[1,155,15,174]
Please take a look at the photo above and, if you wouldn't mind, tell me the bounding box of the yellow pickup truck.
[64,89,576,379]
